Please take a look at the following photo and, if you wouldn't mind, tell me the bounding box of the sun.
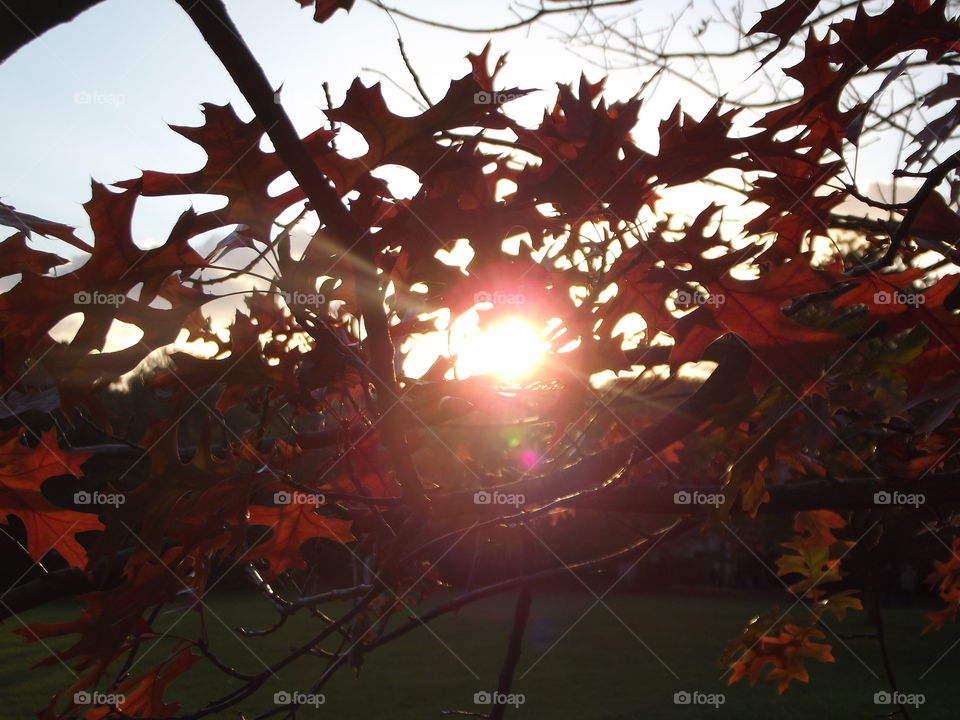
[455,317,549,381]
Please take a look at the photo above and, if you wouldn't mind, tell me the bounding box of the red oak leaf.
[118,104,337,242]
[833,268,925,315]
[911,190,960,238]
[294,0,354,22]
[106,647,199,718]
[748,0,822,66]
[326,72,523,183]
[0,199,88,252]
[17,552,182,686]
[510,76,650,220]
[247,501,354,577]
[728,623,835,693]
[0,428,99,568]
[924,536,960,632]
[671,260,841,388]
[0,232,69,275]
[793,509,846,547]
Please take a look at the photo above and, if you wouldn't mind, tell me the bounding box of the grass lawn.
[1,588,957,718]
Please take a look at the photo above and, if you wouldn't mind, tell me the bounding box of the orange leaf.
[248,502,354,577]
[0,428,99,568]
[793,510,846,547]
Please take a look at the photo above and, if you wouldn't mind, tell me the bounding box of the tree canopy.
[3,0,960,717]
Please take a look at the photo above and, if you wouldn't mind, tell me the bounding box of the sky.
[0,0,927,377]
[0,0,771,240]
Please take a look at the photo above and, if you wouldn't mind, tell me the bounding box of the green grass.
[2,589,958,718]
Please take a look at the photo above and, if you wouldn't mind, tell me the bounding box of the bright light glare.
[455,318,548,380]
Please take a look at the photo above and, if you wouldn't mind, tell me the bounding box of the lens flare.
[455,318,548,380]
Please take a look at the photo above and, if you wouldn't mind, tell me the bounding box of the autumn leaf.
[108,646,199,718]
[833,268,926,315]
[727,620,834,693]
[754,28,856,153]
[0,199,88,252]
[776,536,843,598]
[510,75,651,220]
[326,50,525,184]
[0,428,99,568]
[294,0,354,23]
[0,233,69,275]
[154,306,300,413]
[910,189,960,238]
[247,500,354,577]
[817,588,863,621]
[748,0,822,66]
[885,274,960,390]
[17,552,183,686]
[0,183,211,389]
[924,536,960,632]
[718,425,793,519]
[119,104,336,242]
[651,100,764,187]
[828,0,960,72]
[793,510,846,547]
[671,259,842,388]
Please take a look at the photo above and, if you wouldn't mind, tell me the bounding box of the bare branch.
[367,0,642,34]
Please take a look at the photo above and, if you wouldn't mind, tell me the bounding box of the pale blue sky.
[0,0,769,251]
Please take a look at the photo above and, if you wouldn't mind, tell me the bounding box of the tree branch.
[368,518,693,653]
[368,0,641,34]
[0,0,108,64]
[173,0,426,506]
[490,540,532,720]
[853,149,960,275]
